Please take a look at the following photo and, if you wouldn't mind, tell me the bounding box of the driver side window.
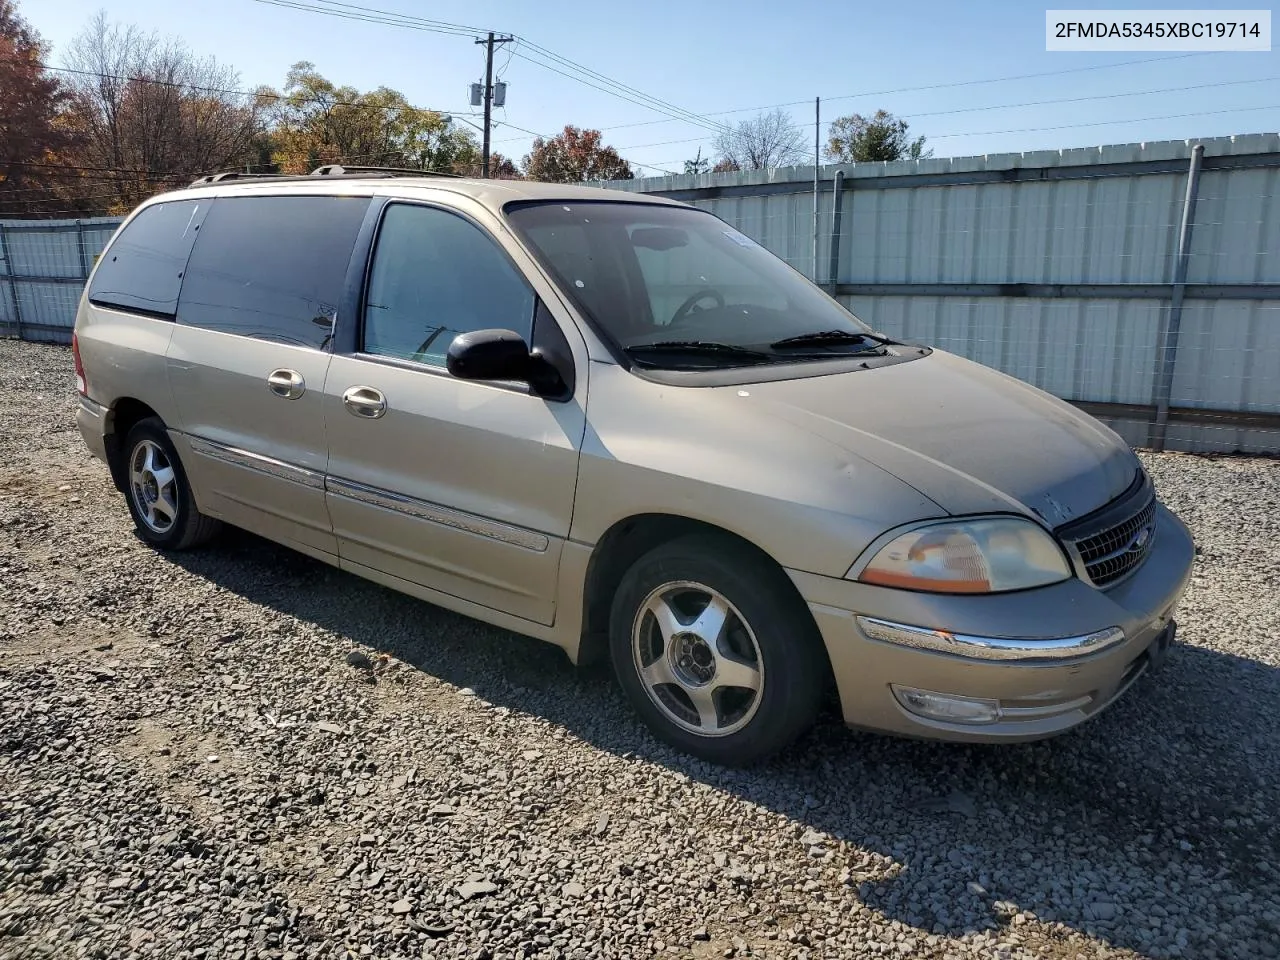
[629,224,786,326]
[363,203,535,367]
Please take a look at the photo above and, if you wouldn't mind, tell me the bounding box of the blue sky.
[26,0,1280,177]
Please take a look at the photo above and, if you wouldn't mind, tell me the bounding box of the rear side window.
[178,195,370,349]
[88,199,209,317]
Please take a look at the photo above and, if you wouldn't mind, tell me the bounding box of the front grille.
[1069,494,1157,587]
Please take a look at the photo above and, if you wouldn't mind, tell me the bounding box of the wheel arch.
[576,513,828,675]
[103,397,161,492]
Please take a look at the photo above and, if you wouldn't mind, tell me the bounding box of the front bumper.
[788,502,1195,742]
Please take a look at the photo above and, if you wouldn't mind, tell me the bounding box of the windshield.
[504,201,876,366]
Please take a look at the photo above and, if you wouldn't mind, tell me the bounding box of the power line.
[248,0,727,133]
[600,74,1280,154]
[631,101,1280,168]
[252,0,486,37]
[12,56,469,122]
[508,50,722,134]
[5,159,191,179]
[491,52,1221,145]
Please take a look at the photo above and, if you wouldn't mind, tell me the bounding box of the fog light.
[891,685,1002,724]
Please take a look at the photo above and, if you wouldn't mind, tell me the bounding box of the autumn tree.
[826,110,931,163]
[61,11,266,212]
[522,126,633,183]
[712,109,804,171]
[0,0,79,217]
[452,151,521,179]
[267,62,478,175]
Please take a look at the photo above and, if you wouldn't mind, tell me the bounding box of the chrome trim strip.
[999,695,1094,718]
[186,436,325,491]
[856,616,1126,662]
[78,396,107,419]
[325,476,550,553]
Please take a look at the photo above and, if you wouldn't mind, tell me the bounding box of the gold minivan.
[74,167,1194,765]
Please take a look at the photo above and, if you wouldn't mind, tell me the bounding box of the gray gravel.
[2,336,1279,960]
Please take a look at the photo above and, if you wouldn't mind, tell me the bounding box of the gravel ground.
[2,337,1278,960]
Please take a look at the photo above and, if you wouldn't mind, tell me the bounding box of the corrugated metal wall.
[608,135,1280,454]
[0,218,122,344]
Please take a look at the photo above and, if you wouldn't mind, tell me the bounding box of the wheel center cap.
[672,632,715,684]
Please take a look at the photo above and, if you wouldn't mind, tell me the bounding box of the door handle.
[342,385,387,419]
[267,368,305,399]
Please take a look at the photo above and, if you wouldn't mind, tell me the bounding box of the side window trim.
[353,199,542,373]
[331,196,388,357]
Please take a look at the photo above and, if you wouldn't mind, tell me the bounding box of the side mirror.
[446,328,566,397]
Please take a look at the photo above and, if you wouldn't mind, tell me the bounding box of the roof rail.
[189,171,288,186]
[309,164,461,179]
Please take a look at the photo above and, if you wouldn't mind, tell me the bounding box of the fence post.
[0,222,22,340]
[1150,143,1205,452]
[75,219,90,279]
[827,170,846,293]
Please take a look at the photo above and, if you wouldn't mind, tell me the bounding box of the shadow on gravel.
[167,526,1280,958]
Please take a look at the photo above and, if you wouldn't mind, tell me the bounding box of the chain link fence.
[0,218,121,344]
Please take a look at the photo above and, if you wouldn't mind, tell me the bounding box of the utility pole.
[475,32,513,178]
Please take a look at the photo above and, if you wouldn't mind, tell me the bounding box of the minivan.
[74,166,1194,765]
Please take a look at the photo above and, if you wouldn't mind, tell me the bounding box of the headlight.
[854,518,1072,593]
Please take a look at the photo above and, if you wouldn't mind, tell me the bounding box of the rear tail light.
[72,332,87,396]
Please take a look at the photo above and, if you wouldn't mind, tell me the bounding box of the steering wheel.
[670,288,725,325]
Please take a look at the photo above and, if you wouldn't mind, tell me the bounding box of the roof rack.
[309,164,461,178]
[186,164,464,189]
[188,171,289,186]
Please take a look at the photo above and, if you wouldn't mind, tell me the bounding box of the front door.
[323,201,586,626]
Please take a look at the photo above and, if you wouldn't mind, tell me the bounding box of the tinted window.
[177,195,370,348]
[88,199,209,317]
[363,203,535,366]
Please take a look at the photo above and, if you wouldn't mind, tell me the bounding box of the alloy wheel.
[128,439,179,534]
[630,580,765,737]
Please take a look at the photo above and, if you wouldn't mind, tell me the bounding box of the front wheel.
[122,417,221,551]
[609,534,827,766]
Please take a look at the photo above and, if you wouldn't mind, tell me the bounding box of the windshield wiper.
[623,340,776,366]
[769,329,894,351]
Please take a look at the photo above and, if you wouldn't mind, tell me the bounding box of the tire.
[609,533,827,766]
[121,417,221,551]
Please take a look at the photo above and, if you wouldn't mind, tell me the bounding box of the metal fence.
[608,134,1280,455]
[0,217,122,344]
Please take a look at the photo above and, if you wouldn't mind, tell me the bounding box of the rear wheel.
[609,534,827,766]
[122,417,220,550]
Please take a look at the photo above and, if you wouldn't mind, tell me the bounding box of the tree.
[712,158,740,174]
[522,126,633,183]
[61,11,266,212]
[266,62,478,175]
[452,151,521,179]
[683,147,709,176]
[0,0,80,217]
[826,110,931,163]
[712,109,805,171]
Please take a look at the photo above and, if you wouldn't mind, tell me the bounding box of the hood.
[742,350,1138,526]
